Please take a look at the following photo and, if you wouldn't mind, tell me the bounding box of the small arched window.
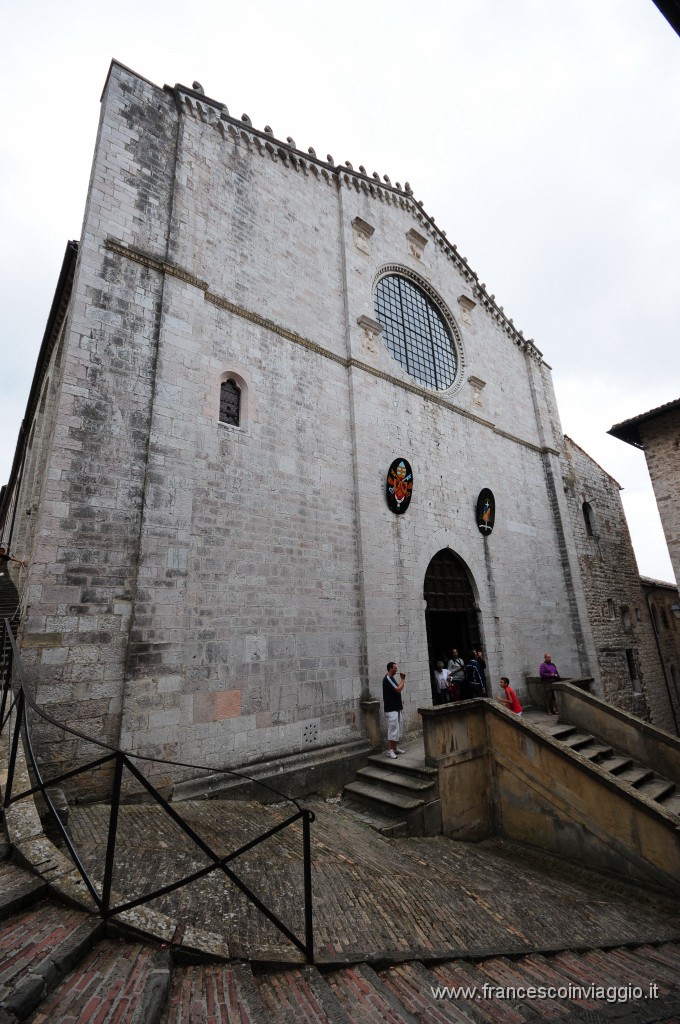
[582,501,595,537]
[219,378,241,426]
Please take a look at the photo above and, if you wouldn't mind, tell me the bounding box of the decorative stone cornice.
[105,238,208,292]
[205,291,346,367]
[170,80,544,363]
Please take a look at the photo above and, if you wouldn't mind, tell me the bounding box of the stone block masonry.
[7,60,646,795]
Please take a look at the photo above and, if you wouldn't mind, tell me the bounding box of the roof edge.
[0,240,78,532]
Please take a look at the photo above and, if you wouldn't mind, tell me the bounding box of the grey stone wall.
[560,436,680,732]
[9,62,623,788]
[639,408,680,588]
[17,65,180,781]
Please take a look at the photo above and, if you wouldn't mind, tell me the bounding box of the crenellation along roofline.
[169,78,544,364]
[101,61,544,362]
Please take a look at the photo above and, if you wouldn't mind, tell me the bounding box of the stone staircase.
[3,849,680,1022]
[0,573,19,685]
[537,714,680,817]
[341,706,680,836]
[342,746,440,836]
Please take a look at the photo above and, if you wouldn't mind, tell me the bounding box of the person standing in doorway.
[447,648,465,684]
[463,652,486,699]
[383,662,405,758]
[539,653,560,715]
[433,661,450,705]
[475,649,487,692]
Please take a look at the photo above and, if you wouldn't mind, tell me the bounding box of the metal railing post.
[0,619,10,727]
[101,752,124,916]
[1,627,316,958]
[302,808,314,963]
[4,689,24,808]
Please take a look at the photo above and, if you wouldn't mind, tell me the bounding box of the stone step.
[660,793,680,817]
[172,739,370,803]
[617,766,654,788]
[580,743,614,762]
[597,756,634,774]
[165,962,269,1024]
[356,765,436,793]
[0,862,48,921]
[327,963,421,1024]
[378,960,484,1023]
[257,964,352,1024]
[560,732,597,751]
[0,901,103,1021]
[635,778,675,803]
[548,724,577,740]
[366,753,438,782]
[29,940,170,1024]
[338,798,409,837]
[633,942,680,987]
[343,780,424,813]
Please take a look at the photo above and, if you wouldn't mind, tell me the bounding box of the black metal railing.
[0,618,315,962]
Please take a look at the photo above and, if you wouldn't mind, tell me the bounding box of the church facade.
[2,61,677,788]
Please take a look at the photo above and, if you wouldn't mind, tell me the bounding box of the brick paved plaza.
[67,796,680,965]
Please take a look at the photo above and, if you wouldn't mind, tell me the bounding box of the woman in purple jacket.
[539,653,560,715]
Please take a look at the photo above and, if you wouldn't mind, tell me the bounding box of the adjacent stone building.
[609,399,680,590]
[1,61,678,790]
[561,437,680,732]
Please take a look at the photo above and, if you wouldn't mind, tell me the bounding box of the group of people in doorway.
[431,646,526,717]
[432,648,489,704]
[382,649,528,758]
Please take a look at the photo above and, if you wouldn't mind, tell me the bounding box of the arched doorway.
[424,549,480,679]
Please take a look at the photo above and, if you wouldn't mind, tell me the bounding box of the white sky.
[1,0,678,581]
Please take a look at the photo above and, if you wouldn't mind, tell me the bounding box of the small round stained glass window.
[374,274,458,391]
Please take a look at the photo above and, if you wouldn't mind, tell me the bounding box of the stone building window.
[374,272,461,391]
[626,649,641,692]
[582,501,596,536]
[607,599,616,620]
[219,378,241,426]
[621,606,631,631]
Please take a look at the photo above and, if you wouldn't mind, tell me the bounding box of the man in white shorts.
[382,661,406,758]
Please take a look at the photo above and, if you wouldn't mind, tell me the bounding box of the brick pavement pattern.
[67,798,680,963]
[2,819,680,1022]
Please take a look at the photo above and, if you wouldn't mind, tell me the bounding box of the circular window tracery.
[374,273,460,391]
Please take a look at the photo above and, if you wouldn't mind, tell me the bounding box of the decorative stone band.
[104,237,558,456]
[105,238,208,292]
[205,290,346,368]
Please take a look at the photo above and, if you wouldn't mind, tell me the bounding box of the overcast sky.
[2,0,678,581]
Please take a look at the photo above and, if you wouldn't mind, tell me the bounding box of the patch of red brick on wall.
[193,690,241,724]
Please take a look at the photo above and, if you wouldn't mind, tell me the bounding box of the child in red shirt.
[498,677,522,715]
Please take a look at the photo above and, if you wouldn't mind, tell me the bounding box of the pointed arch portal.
[424,549,481,676]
